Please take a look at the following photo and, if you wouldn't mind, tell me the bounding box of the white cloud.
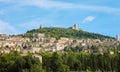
[1,0,120,14]
[0,20,18,34]
[16,0,120,14]
[19,0,73,9]
[82,16,95,23]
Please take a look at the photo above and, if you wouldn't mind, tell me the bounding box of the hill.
[21,27,114,40]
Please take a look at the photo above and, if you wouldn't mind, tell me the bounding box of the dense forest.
[21,27,114,40]
[42,52,120,72]
[0,53,44,72]
[1,52,120,72]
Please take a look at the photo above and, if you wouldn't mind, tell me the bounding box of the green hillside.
[22,27,114,40]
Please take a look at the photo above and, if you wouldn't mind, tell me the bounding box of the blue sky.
[0,0,120,37]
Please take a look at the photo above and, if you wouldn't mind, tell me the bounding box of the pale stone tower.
[116,34,120,41]
[40,25,43,29]
[72,24,79,30]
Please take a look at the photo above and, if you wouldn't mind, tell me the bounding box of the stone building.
[72,24,79,30]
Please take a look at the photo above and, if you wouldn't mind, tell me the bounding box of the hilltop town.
[0,24,120,54]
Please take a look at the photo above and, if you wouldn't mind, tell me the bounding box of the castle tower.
[40,25,43,29]
[72,24,79,30]
[116,34,120,41]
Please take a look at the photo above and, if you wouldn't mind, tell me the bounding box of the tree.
[50,52,70,72]
[30,64,44,72]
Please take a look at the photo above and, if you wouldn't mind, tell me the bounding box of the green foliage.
[30,64,44,72]
[41,52,120,72]
[41,52,52,71]
[41,52,70,72]
[50,52,70,72]
[64,46,83,52]
[0,53,44,72]
[22,27,114,40]
[1,52,120,72]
